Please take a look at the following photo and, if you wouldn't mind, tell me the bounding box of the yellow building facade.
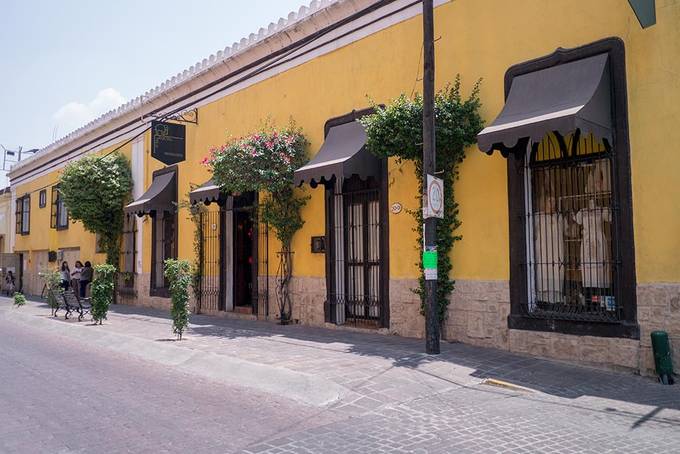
[9,0,680,375]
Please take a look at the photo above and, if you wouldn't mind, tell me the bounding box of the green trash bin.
[651,331,674,385]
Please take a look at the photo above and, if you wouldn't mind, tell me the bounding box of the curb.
[1,304,346,407]
[481,378,534,393]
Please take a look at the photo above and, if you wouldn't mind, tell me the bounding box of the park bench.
[53,290,91,322]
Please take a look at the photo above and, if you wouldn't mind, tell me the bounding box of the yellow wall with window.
[13,142,132,276]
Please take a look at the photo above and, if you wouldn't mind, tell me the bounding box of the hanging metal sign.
[627,0,656,29]
[423,174,444,219]
[151,120,186,165]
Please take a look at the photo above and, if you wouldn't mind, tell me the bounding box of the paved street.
[1,299,679,453]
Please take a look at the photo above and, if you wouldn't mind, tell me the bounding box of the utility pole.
[422,0,440,354]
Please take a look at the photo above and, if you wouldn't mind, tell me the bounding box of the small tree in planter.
[203,125,308,323]
[164,259,192,340]
[91,264,116,325]
[13,292,26,308]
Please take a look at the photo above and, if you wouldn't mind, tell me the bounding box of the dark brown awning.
[189,179,223,205]
[124,170,176,216]
[294,120,381,186]
[477,53,612,156]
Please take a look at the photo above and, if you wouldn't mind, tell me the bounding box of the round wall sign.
[391,202,402,214]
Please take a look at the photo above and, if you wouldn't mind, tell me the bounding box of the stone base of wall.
[389,279,425,338]
[637,283,680,376]
[118,273,173,311]
[388,278,679,376]
[289,276,326,326]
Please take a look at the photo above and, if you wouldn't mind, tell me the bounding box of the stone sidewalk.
[3,298,679,453]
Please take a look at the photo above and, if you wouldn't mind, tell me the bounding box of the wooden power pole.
[422,0,440,354]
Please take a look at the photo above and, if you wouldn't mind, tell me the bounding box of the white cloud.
[53,88,126,137]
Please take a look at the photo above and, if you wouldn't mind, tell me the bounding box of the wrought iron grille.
[198,209,222,313]
[329,182,382,327]
[523,132,620,322]
[151,211,176,293]
[257,221,269,317]
[119,214,137,292]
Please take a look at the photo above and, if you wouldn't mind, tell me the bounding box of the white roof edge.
[10,0,355,178]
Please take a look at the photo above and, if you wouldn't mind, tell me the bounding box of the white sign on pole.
[423,174,444,219]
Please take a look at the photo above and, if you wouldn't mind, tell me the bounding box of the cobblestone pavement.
[2,299,679,453]
[0,312,341,453]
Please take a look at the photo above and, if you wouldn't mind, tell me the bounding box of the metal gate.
[256,221,269,317]
[198,209,222,313]
[196,202,268,316]
[329,183,383,327]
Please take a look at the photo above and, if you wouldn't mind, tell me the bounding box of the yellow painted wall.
[13,142,132,272]
[14,0,680,286]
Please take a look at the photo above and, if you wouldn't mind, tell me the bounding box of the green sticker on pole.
[423,249,438,281]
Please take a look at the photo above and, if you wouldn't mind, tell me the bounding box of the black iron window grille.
[150,210,177,296]
[198,208,222,313]
[327,175,385,327]
[523,132,620,322]
[119,214,137,292]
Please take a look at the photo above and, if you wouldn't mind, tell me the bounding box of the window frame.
[505,38,638,339]
[149,166,178,298]
[54,186,69,230]
[38,189,47,208]
[321,109,390,329]
[16,194,30,235]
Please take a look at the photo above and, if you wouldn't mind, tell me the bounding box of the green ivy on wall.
[360,77,484,322]
[59,152,133,266]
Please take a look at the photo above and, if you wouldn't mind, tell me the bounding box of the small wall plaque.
[311,236,326,253]
[391,202,402,214]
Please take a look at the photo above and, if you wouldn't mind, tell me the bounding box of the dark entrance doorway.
[233,209,254,308]
[232,192,257,312]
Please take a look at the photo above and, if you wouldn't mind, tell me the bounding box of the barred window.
[16,195,30,235]
[524,132,618,322]
[51,186,69,230]
[326,174,387,328]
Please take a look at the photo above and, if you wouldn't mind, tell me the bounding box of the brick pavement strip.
[2,298,679,453]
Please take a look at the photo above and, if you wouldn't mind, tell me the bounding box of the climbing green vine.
[360,77,484,322]
[59,152,133,266]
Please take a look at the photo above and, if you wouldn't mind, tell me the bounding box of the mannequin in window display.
[533,193,565,305]
[575,164,612,307]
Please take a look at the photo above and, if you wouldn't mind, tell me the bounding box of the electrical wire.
[12,0,418,195]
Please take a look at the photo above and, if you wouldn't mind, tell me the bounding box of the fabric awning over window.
[189,179,222,205]
[124,171,176,216]
[477,53,612,156]
[294,120,381,186]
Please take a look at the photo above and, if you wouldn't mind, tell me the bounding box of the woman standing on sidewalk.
[71,261,83,296]
[60,261,70,291]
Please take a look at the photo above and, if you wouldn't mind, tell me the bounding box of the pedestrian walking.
[80,261,93,298]
[5,270,15,295]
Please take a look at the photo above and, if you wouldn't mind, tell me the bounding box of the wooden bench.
[54,290,91,321]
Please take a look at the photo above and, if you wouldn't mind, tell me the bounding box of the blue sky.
[0,0,307,152]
